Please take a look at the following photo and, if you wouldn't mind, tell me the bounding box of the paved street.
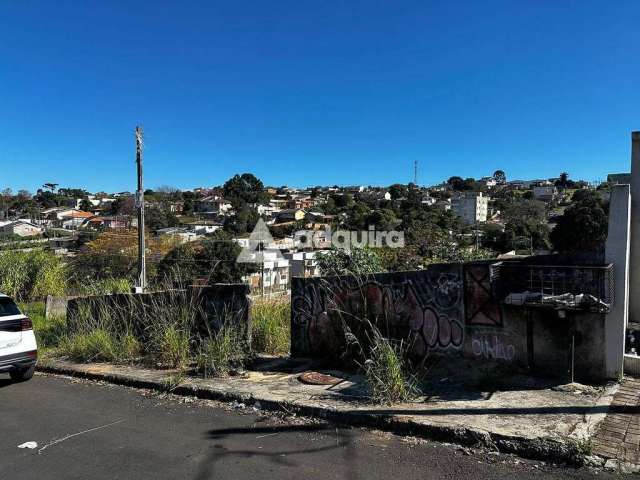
[0,373,620,480]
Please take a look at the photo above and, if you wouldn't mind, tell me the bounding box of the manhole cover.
[298,371,343,386]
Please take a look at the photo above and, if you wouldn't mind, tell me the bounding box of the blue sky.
[1,1,639,193]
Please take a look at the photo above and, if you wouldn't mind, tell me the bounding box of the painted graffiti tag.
[471,335,516,361]
[291,267,465,358]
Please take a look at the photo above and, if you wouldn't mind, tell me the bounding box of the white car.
[0,293,37,382]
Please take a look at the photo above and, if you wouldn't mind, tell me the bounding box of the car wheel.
[10,365,35,382]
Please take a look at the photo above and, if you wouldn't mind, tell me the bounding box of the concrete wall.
[291,264,465,360]
[45,295,71,320]
[67,285,251,342]
[605,185,631,379]
[629,132,640,323]
[291,263,608,383]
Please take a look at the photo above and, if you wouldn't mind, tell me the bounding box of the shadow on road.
[195,422,359,480]
[0,377,13,389]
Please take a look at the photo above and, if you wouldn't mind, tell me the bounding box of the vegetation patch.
[197,326,249,378]
[250,297,290,355]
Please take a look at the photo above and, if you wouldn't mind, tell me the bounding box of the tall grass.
[363,331,419,404]
[197,325,249,377]
[20,301,67,353]
[322,277,423,404]
[50,286,276,378]
[61,289,199,368]
[251,297,290,355]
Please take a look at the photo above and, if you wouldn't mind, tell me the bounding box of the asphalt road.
[0,373,620,480]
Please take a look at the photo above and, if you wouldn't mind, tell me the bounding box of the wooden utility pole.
[135,126,147,292]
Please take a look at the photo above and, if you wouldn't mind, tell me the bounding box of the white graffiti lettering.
[471,335,516,361]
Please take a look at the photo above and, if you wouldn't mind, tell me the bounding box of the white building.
[533,185,558,202]
[451,192,489,224]
[195,196,233,215]
[242,250,290,293]
[0,220,44,237]
[480,176,498,188]
[284,250,326,278]
[155,227,200,244]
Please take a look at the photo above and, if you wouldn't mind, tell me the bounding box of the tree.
[223,204,259,234]
[555,172,575,189]
[157,230,257,285]
[550,191,608,253]
[223,173,267,205]
[43,183,58,193]
[316,248,384,277]
[501,199,551,251]
[72,231,174,281]
[110,196,135,216]
[447,176,474,191]
[145,204,179,231]
[78,197,93,212]
[493,170,506,185]
[367,208,399,231]
[388,183,408,200]
[447,176,465,191]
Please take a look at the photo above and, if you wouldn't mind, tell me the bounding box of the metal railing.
[491,262,614,313]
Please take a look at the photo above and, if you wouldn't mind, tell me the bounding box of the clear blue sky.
[1,1,639,193]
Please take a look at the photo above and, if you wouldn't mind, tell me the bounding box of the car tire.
[10,365,35,382]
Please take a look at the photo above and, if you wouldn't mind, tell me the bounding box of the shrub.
[0,250,66,301]
[197,326,248,377]
[74,278,133,296]
[251,298,290,355]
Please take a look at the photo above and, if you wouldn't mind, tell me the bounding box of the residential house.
[480,176,498,188]
[155,227,199,244]
[84,216,129,230]
[185,221,222,235]
[60,210,94,230]
[253,203,279,218]
[533,186,558,202]
[240,250,290,293]
[421,195,437,206]
[0,220,43,237]
[285,196,316,210]
[195,196,233,215]
[275,208,306,224]
[284,250,327,278]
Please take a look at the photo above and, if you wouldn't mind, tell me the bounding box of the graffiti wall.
[291,264,465,358]
[291,261,608,381]
[291,262,523,366]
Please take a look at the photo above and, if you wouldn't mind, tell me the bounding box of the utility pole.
[135,126,147,293]
[256,240,265,297]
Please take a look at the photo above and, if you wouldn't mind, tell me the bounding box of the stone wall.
[291,262,607,383]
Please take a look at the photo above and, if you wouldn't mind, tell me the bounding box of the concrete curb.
[37,361,589,466]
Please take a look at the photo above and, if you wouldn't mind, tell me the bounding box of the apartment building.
[451,192,489,224]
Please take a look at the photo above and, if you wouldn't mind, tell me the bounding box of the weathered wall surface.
[291,264,465,359]
[291,262,607,382]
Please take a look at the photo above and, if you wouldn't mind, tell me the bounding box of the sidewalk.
[593,377,640,466]
[38,356,617,465]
